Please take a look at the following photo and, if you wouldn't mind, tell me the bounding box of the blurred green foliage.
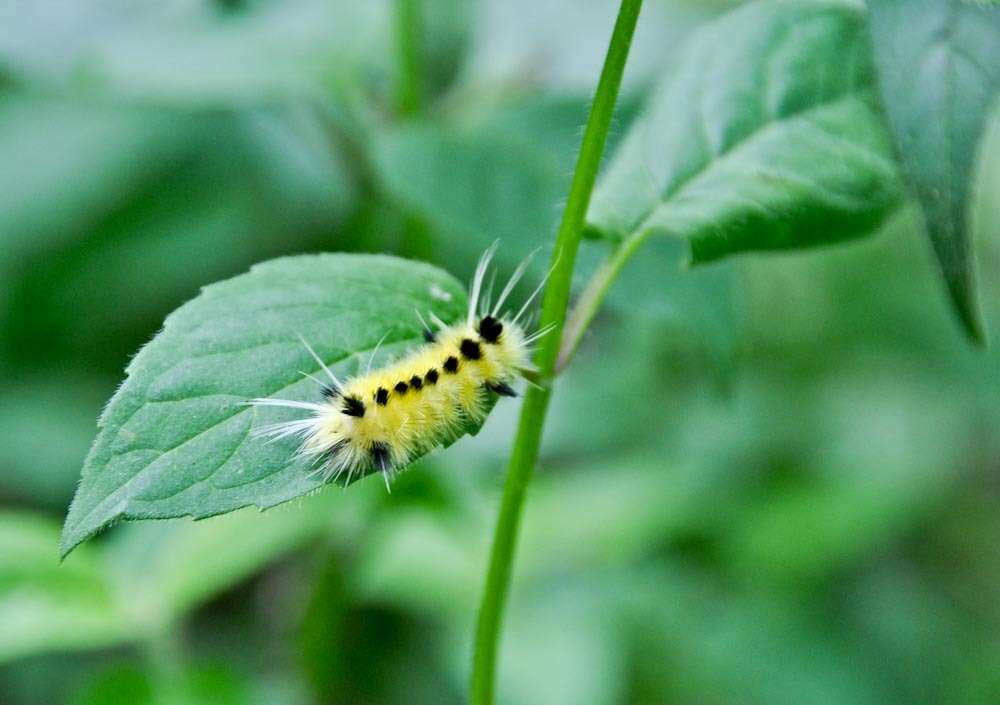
[1,1,999,704]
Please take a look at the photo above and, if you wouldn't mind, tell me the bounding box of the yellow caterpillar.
[248,246,549,488]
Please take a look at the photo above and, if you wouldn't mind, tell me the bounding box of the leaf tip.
[58,529,81,560]
[947,283,987,347]
[931,239,987,345]
[59,503,112,560]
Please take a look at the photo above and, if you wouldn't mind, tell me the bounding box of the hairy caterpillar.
[248,246,550,488]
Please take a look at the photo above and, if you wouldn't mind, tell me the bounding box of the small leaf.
[587,0,902,262]
[0,512,133,663]
[61,254,467,557]
[868,0,1000,341]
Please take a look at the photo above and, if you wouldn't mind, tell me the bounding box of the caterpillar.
[248,246,550,489]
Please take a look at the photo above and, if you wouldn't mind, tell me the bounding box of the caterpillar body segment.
[248,248,544,486]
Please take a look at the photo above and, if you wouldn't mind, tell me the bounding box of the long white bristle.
[297,334,342,391]
[523,322,557,346]
[468,241,499,326]
[481,270,498,317]
[367,331,390,374]
[429,312,448,330]
[245,398,328,412]
[492,248,538,316]
[513,250,558,326]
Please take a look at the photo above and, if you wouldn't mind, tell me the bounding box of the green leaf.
[587,0,902,262]
[0,512,134,663]
[103,489,372,625]
[61,254,467,557]
[868,0,1000,341]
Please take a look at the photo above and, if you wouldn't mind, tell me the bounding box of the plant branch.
[557,228,648,372]
[469,1,644,703]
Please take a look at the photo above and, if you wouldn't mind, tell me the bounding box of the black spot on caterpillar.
[341,395,365,417]
[460,338,483,360]
[478,316,503,343]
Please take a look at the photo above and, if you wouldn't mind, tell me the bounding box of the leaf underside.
[868,0,1000,342]
[587,0,902,262]
[61,254,467,557]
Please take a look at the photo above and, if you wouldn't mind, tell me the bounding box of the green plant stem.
[395,0,424,117]
[558,229,647,372]
[469,1,644,703]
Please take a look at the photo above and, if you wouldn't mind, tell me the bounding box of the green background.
[2,1,999,704]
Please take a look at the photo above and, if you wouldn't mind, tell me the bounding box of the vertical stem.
[469,2,644,703]
[395,0,424,117]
